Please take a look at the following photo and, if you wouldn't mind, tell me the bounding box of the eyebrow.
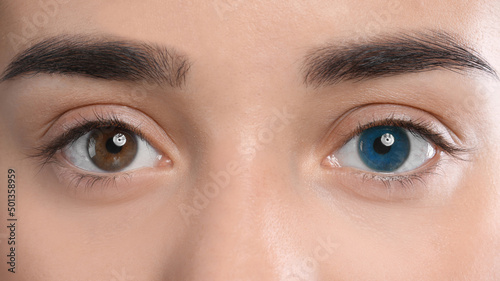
[0,35,191,88]
[303,31,498,87]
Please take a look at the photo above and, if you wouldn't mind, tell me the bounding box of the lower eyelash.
[70,173,118,189]
[358,158,444,192]
[327,116,468,191]
[57,161,134,191]
[29,112,145,189]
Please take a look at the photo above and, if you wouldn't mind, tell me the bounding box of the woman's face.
[1,0,499,280]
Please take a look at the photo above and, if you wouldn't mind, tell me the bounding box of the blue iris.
[358,126,410,172]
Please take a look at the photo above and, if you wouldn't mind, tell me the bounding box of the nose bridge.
[179,120,295,280]
[188,175,277,279]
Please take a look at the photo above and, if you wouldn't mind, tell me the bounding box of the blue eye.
[358,126,410,172]
[332,125,436,174]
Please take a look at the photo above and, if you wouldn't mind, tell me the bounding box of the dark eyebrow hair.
[0,35,191,88]
[302,31,498,87]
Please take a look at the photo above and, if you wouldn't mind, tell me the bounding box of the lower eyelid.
[324,170,429,202]
[322,151,446,202]
[45,156,168,202]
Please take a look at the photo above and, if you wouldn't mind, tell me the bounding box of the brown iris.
[87,128,138,172]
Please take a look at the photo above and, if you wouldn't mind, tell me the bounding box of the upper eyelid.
[29,116,150,169]
[27,104,181,173]
[31,106,470,170]
[340,118,467,158]
[64,117,147,148]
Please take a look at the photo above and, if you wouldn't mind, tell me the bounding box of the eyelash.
[31,112,468,190]
[350,118,466,156]
[31,112,148,189]
[339,117,468,189]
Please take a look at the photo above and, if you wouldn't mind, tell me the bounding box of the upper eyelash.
[335,117,470,190]
[344,117,470,159]
[30,111,146,169]
[36,115,467,163]
[31,113,468,190]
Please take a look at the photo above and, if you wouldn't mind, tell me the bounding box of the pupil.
[358,126,410,172]
[88,128,138,172]
[105,137,124,154]
[373,135,392,155]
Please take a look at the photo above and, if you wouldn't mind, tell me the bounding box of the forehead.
[0,0,498,77]
[0,1,495,43]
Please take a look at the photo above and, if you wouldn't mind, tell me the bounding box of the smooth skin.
[1,0,500,280]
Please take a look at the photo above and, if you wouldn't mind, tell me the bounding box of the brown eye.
[63,124,161,173]
[88,128,138,172]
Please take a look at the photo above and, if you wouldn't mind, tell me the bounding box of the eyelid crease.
[28,110,149,170]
